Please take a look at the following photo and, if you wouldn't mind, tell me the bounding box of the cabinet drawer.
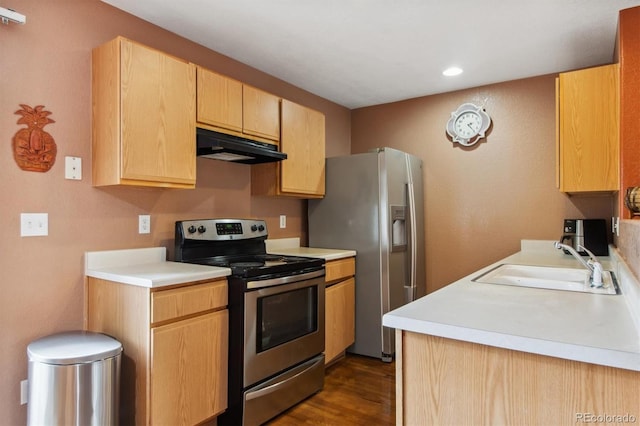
[151,280,227,323]
[325,258,355,283]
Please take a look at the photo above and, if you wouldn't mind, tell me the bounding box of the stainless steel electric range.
[174,218,326,426]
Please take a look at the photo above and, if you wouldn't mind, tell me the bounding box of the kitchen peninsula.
[383,240,640,426]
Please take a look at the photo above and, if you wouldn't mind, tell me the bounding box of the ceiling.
[102,0,640,109]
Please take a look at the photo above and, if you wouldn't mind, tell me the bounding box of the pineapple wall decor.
[12,104,57,172]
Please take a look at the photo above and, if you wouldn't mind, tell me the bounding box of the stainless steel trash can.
[27,330,122,426]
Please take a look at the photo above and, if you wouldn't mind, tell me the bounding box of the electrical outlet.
[280,215,286,229]
[20,380,27,405]
[64,156,82,180]
[20,213,48,237]
[139,215,150,234]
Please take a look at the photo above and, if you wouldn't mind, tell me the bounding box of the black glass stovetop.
[187,253,324,278]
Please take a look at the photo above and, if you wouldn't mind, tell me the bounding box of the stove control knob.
[187,225,197,234]
[197,225,206,233]
[258,225,265,232]
[251,224,258,232]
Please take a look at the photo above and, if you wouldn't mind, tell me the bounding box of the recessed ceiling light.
[443,67,463,77]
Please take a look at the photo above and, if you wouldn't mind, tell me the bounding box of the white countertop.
[383,240,640,371]
[85,247,231,288]
[269,246,356,261]
[266,237,356,260]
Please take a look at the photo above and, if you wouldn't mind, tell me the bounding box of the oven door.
[243,269,325,387]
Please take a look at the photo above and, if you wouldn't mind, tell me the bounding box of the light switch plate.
[280,215,286,229]
[64,156,82,180]
[20,213,48,237]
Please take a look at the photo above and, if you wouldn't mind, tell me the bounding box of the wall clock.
[446,103,491,147]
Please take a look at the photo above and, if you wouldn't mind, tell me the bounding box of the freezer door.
[309,152,383,359]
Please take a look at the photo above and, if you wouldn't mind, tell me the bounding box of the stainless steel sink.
[472,264,620,295]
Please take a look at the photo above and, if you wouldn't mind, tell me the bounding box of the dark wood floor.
[266,354,396,426]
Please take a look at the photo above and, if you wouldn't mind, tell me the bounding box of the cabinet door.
[280,99,326,195]
[557,64,619,192]
[150,310,228,425]
[120,39,196,186]
[243,85,280,142]
[196,67,243,132]
[325,278,355,364]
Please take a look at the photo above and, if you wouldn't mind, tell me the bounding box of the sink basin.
[472,264,620,295]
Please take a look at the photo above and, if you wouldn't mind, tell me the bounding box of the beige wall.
[351,76,615,294]
[0,1,350,423]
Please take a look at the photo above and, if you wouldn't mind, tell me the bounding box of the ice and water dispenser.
[390,205,407,252]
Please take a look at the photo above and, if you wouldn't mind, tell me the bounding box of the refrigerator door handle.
[406,181,418,302]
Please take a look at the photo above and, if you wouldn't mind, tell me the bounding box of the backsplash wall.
[0,1,350,424]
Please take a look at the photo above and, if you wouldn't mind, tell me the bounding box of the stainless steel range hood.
[196,127,287,164]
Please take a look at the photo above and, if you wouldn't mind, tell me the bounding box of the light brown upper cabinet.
[92,37,196,188]
[556,64,619,193]
[196,67,280,143]
[252,99,326,198]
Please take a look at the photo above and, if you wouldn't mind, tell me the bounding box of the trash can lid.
[27,330,122,365]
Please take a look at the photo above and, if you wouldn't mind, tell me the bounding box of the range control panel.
[177,219,267,241]
[216,222,244,235]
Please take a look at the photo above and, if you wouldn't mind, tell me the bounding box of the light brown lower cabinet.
[396,330,640,426]
[324,257,356,365]
[85,278,228,426]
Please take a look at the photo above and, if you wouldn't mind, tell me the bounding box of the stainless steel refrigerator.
[308,147,425,362]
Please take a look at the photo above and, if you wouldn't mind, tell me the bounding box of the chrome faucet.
[554,241,604,288]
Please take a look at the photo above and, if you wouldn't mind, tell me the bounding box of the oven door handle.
[246,269,325,289]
